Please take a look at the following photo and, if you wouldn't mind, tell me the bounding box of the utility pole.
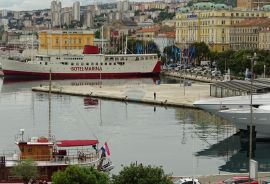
[247,52,258,183]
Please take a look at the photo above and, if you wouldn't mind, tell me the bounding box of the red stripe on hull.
[3,70,160,79]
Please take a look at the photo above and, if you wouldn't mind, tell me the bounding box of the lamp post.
[247,52,258,181]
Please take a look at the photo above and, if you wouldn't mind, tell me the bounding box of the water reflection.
[1,76,261,176]
[175,108,235,144]
[196,133,270,173]
[0,77,158,93]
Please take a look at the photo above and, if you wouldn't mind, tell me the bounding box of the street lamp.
[247,52,258,181]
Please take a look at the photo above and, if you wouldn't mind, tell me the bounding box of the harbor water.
[0,76,270,176]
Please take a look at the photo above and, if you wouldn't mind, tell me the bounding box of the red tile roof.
[234,18,270,27]
[137,26,160,33]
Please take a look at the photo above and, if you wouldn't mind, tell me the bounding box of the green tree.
[188,0,237,7]
[95,30,101,39]
[191,42,211,65]
[112,163,173,184]
[52,165,110,184]
[11,159,38,184]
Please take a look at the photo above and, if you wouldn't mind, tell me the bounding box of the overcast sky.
[0,0,125,11]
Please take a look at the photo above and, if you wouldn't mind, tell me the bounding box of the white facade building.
[84,11,94,28]
[73,1,80,21]
[13,11,20,19]
[63,7,72,26]
[154,33,175,54]
[51,0,62,27]
[1,10,8,17]
[117,0,129,20]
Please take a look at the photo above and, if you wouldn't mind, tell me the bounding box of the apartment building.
[230,18,270,50]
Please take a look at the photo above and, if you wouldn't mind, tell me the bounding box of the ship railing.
[0,150,19,158]
[3,151,99,165]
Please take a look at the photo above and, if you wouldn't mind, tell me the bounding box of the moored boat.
[1,46,161,79]
[0,129,113,183]
[218,105,270,138]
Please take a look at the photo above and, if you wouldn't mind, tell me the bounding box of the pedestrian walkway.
[32,83,213,108]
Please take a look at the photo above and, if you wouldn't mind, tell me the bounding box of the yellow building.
[176,2,270,52]
[39,30,94,54]
[259,29,270,50]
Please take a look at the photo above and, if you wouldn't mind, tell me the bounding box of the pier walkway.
[32,83,213,108]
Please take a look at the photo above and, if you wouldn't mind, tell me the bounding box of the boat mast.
[48,68,52,141]
[31,31,34,61]
[101,26,104,54]
[124,35,127,55]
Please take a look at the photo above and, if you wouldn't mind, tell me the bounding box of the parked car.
[174,177,201,184]
[216,176,259,184]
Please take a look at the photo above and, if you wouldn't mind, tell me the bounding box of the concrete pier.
[32,82,213,108]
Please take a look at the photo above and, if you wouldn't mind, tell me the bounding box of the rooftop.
[233,18,270,27]
[137,26,160,33]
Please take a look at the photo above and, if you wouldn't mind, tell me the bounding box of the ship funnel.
[83,45,99,54]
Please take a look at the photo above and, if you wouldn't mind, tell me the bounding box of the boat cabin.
[17,137,53,161]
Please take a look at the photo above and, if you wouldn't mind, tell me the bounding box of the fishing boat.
[1,45,161,79]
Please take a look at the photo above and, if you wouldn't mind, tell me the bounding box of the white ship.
[218,105,270,138]
[0,46,161,79]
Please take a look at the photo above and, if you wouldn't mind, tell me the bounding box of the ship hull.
[3,69,160,79]
[1,55,161,79]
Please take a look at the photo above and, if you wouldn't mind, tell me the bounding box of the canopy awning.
[56,140,99,147]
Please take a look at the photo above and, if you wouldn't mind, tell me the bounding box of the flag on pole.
[101,142,110,157]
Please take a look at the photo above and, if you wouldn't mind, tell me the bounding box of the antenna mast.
[48,69,52,141]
